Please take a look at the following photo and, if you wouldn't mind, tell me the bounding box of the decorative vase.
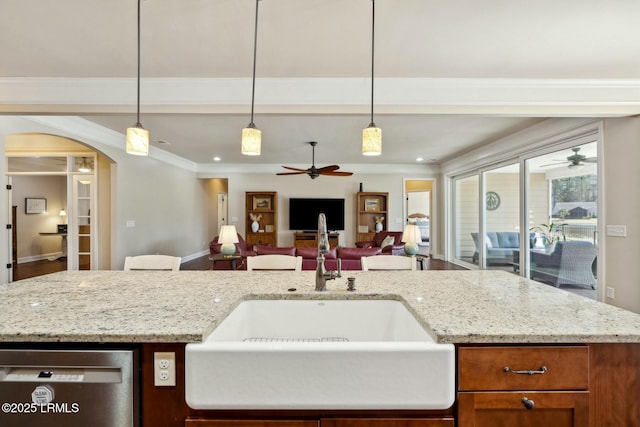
[251,221,259,232]
[375,222,383,232]
[545,243,555,254]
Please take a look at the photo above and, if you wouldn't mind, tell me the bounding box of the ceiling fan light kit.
[241,0,262,156]
[362,0,382,156]
[126,0,149,156]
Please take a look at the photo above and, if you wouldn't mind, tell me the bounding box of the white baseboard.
[18,253,61,264]
[181,249,209,263]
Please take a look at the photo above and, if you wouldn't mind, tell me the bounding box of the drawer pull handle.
[522,397,535,410]
[503,365,547,375]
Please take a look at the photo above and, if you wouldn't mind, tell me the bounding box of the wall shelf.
[245,191,277,247]
[356,191,389,242]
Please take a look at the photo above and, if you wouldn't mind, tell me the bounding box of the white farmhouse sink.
[185,299,454,410]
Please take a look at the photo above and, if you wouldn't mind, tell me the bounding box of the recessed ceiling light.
[416,157,424,162]
[213,156,221,162]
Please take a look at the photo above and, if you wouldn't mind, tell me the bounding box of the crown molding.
[1,77,639,116]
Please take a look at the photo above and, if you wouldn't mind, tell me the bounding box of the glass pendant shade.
[126,124,150,156]
[241,125,262,156]
[362,125,382,156]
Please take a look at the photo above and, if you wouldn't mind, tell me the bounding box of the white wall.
[114,156,209,267]
[223,173,422,248]
[602,117,640,313]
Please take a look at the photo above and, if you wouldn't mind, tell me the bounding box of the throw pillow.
[484,235,493,248]
[380,235,395,248]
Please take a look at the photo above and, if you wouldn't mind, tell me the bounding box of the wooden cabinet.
[245,192,277,247]
[186,418,452,427]
[458,345,589,427]
[293,232,339,248]
[458,392,589,426]
[322,418,453,427]
[186,421,318,427]
[140,343,640,427]
[356,192,388,242]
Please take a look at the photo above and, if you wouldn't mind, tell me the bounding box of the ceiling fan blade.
[321,171,354,176]
[277,142,349,178]
[584,157,598,163]
[280,166,308,172]
[540,162,568,167]
[276,171,307,176]
[317,165,340,173]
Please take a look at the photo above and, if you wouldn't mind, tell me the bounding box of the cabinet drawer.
[458,346,588,391]
[458,391,589,427]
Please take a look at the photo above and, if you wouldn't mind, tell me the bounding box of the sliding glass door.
[453,175,479,265]
[525,142,598,295]
[482,163,521,271]
[450,137,599,299]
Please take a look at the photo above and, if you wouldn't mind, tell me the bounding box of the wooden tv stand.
[293,232,339,248]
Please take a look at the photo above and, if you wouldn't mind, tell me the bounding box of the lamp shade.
[241,125,261,155]
[402,223,422,256]
[219,225,239,256]
[59,209,67,217]
[362,125,382,156]
[126,124,149,156]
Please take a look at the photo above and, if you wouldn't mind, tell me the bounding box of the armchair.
[530,241,597,289]
[355,231,405,255]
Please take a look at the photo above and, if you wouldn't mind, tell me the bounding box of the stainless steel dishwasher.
[0,348,138,426]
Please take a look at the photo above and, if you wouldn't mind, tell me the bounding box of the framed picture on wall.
[364,198,380,212]
[25,198,47,214]
[253,196,272,210]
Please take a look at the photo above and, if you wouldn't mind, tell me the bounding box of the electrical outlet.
[154,352,176,386]
[606,287,615,299]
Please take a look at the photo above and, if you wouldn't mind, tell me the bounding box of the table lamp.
[402,223,422,256]
[218,225,239,257]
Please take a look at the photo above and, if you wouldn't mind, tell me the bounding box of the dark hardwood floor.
[12,254,466,281]
[12,258,67,281]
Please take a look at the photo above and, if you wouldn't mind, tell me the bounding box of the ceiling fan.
[541,147,597,168]
[277,141,354,179]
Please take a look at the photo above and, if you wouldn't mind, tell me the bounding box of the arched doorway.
[5,133,112,280]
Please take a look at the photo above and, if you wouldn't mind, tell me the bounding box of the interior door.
[6,176,14,282]
[217,192,228,233]
[71,174,96,270]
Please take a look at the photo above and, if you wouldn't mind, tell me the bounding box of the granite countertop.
[1,270,639,344]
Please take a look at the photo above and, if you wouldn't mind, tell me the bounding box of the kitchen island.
[1,270,639,426]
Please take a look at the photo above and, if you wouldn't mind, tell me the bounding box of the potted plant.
[530,222,565,253]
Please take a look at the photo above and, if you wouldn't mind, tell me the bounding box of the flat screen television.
[289,198,345,231]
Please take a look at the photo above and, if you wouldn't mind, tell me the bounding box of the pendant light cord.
[249,0,260,126]
[369,0,376,127]
[136,0,142,126]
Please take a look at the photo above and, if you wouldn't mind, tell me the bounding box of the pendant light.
[362,0,382,156]
[241,0,262,156]
[126,0,149,156]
